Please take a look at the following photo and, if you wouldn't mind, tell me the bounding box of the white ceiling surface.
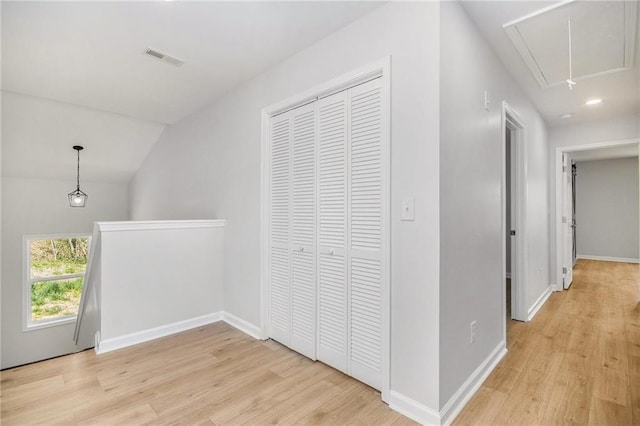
[1,1,382,125]
[461,1,640,128]
[505,1,633,87]
[571,144,639,162]
[1,1,382,183]
[2,92,165,183]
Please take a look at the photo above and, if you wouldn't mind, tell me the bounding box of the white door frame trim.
[259,56,391,401]
[553,137,640,291]
[502,102,528,326]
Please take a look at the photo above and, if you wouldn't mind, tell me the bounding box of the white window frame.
[23,233,91,331]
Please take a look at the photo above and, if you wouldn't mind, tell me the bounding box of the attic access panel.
[504,0,638,88]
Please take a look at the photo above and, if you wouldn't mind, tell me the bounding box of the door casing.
[562,153,574,289]
[553,137,640,291]
[502,102,528,327]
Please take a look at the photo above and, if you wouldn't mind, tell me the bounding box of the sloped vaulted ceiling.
[1,1,382,183]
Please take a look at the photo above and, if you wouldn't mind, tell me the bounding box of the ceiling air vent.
[144,47,184,67]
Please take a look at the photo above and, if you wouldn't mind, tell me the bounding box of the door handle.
[510,230,516,236]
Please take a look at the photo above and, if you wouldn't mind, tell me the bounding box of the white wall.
[0,102,3,371]
[130,2,441,412]
[2,91,165,184]
[439,1,550,408]
[549,113,640,284]
[551,113,639,149]
[99,222,224,347]
[575,157,639,261]
[1,177,128,369]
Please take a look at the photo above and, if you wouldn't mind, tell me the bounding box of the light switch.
[401,197,415,221]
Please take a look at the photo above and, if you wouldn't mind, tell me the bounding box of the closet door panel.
[269,112,292,345]
[268,77,386,391]
[290,103,317,358]
[317,253,346,370]
[349,78,383,390]
[317,92,348,371]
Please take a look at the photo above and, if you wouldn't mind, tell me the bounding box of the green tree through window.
[27,237,90,325]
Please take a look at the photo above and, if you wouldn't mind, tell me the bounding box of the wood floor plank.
[0,322,416,425]
[78,402,158,426]
[455,259,638,425]
[588,397,634,426]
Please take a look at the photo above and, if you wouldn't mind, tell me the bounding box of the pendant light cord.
[568,18,572,83]
[76,148,81,190]
[567,18,575,90]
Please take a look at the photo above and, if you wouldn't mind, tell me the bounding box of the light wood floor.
[2,259,638,425]
[0,322,416,425]
[455,259,640,426]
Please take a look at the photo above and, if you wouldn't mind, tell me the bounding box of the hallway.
[1,260,639,424]
[455,260,640,425]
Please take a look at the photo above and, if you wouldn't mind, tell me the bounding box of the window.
[24,235,91,330]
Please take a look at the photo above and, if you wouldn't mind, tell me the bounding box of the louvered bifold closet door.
[317,91,349,372]
[269,76,385,391]
[348,78,384,390]
[290,102,317,359]
[269,111,292,346]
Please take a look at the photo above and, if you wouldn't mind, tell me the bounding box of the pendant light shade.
[68,145,88,207]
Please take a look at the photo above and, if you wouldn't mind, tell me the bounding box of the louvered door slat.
[290,103,316,359]
[269,112,291,345]
[349,78,383,390]
[317,91,348,371]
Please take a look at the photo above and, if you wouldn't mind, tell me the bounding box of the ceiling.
[462,0,640,128]
[1,1,382,183]
[2,1,381,125]
[571,144,638,162]
[3,1,638,184]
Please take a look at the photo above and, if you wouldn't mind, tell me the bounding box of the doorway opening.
[502,102,527,339]
[554,138,640,291]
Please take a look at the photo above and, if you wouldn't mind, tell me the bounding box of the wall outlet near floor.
[470,320,477,343]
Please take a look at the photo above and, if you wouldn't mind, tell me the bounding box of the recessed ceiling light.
[585,98,603,106]
[560,113,573,119]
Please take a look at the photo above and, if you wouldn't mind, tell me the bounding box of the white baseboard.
[222,311,264,340]
[388,390,441,425]
[527,286,553,321]
[439,341,507,425]
[577,254,640,264]
[96,312,223,354]
[388,342,507,426]
[96,311,265,354]
[551,283,563,292]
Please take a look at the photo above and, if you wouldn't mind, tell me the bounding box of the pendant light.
[68,145,88,207]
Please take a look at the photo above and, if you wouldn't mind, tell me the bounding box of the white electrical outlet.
[470,321,477,343]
